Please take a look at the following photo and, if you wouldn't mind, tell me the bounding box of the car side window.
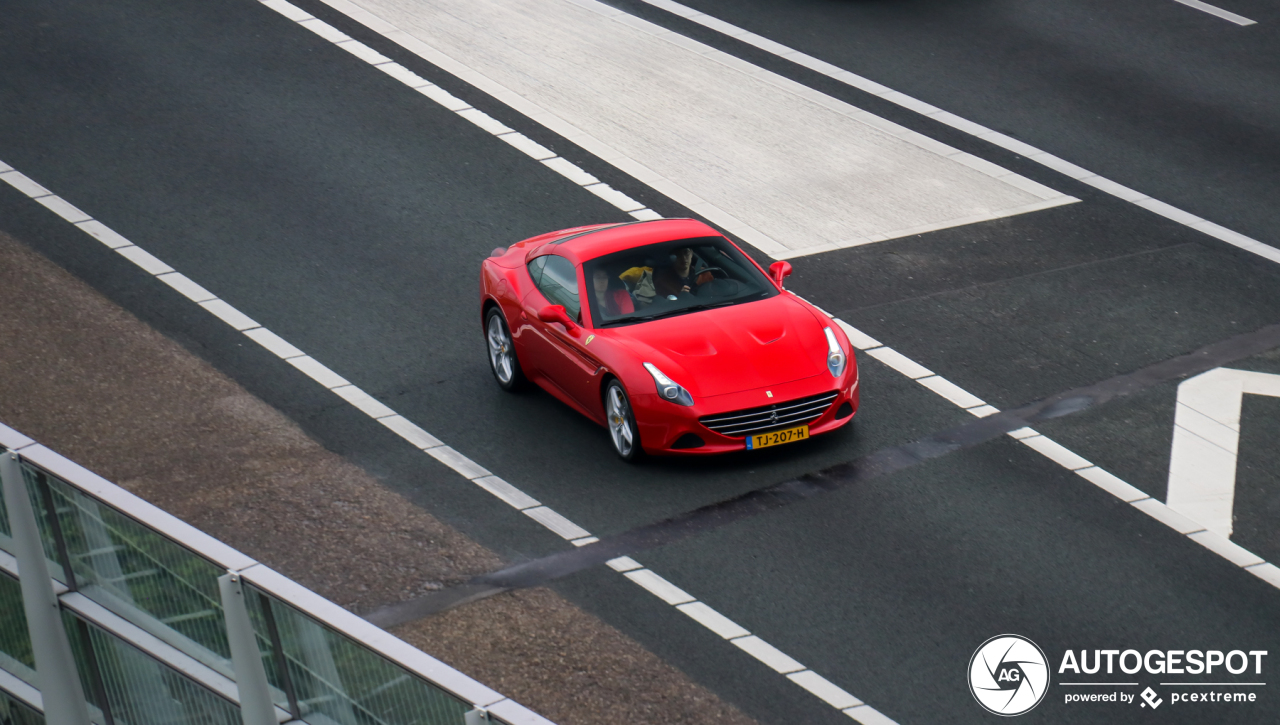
[533,254,581,322]
[526,256,546,286]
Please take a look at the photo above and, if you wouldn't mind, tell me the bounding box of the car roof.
[538,218,722,264]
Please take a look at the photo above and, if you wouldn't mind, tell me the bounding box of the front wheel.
[485,307,528,391]
[605,380,643,462]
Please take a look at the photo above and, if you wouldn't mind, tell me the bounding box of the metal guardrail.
[0,421,553,725]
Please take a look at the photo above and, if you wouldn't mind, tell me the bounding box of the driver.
[654,247,713,296]
[591,268,634,317]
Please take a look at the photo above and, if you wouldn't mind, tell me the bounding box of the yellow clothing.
[619,266,657,304]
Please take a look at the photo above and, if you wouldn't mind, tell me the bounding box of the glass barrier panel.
[0,572,36,687]
[22,468,67,583]
[82,618,241,725]
[0,464,69,583]
[0,573,106,725]
[36,470,234,678]
[0,452,10,549]
[243,587,301,712]
[61,610,111,725]
[1,689,45,725]
[260,592,470,725]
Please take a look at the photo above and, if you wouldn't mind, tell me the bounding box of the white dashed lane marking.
[1172,0,1257,25]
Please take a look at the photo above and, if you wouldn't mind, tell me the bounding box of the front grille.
[699,391,838,437]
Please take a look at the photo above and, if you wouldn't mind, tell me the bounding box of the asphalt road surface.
[3,0,1279,723]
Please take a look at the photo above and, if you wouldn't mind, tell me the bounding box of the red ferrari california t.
[479,218,859,460]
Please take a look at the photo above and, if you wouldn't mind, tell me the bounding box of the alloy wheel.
[487,314,514,385]
[607,383,635,458]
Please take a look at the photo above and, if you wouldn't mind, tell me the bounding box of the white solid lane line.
[1172,0,1257,25]
[624,569,697,606]
[335,0,1075,259]
[675,601,751,639]
[731,636,805,674]
[864,347,933,380]
[1018,435,1095,471]
[523,506,592,541]
[1076,466,1148,503]
[915,375,986,410]
[788,670,863,710]
[261,2,663,225]
[156,272,217,303]
[376,415,442,450]
[199,300,261,331]
[35,195,93,223]
[637,0,1280,267]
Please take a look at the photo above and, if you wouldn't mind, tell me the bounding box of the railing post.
[1,451,91,725]
[464,709,490,725]
[219,571,277,725]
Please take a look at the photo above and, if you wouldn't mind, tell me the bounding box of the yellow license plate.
[746,425,809,450]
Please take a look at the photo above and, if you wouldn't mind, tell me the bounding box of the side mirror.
[537,304,578,330]
[769,260,793,287]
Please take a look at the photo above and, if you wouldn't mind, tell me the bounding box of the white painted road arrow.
[1167,367,1280,538]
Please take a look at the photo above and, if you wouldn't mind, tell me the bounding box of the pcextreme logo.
[970,635,1268,716]
[969,635,1050,716]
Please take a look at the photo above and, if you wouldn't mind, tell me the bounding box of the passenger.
[618,263,658,306]
[654,247,713,296]
[592,268,635,317]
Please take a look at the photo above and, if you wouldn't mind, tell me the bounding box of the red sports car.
[479,218,859,460]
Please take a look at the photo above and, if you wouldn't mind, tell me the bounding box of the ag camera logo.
[969,635,1050,716]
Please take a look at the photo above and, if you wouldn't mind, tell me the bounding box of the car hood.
[616,294,829,398]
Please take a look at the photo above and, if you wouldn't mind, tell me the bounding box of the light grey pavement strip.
[636,0,1280,267]
[0,422,547,724]
[328,0,1074,259]
[6,0,1278,715]
[1172,0,1257,25]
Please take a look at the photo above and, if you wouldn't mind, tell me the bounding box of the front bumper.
[632,370,860,455]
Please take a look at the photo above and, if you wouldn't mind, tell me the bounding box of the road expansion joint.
[363,319,1280,627]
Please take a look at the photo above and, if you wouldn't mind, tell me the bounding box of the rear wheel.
[485,307,527,391]
[605,380,643,462]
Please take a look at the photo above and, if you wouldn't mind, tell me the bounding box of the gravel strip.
[0,230,758,725]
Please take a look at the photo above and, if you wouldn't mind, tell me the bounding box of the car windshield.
[583,236,778,327]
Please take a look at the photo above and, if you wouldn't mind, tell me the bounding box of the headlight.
[824,327,846,378]
[643,363,694,406]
